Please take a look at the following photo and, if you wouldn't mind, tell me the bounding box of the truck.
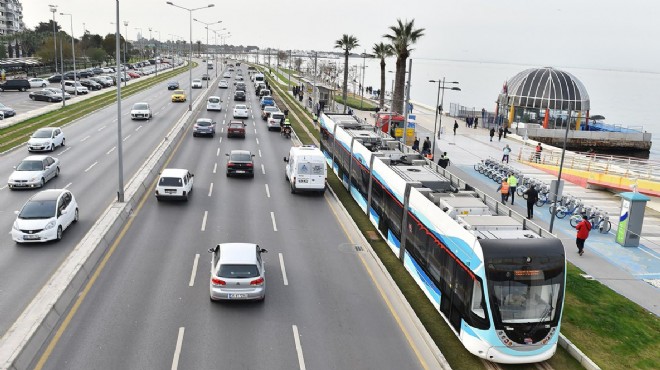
[283,145,327,194]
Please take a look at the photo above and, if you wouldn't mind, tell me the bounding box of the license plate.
[165,189,176,194]
[23,235,39,240]
[228,293,247,299]
[299,179,308,183]
[236,170,245,174]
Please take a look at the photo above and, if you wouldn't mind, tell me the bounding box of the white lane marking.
[106,146,116,155]
[222,119,225,125]
[279,253,288,286]
[221,127,224,133]
[254,128,257,134]
[80,135,90,142]
[213,163,217,174]
[252,121,255,127]
[189,254,200,287]
[64,182,72,189]
[270,212,277,232]
[98,125,106,132]
[265,184,270,198]
[261,164,266,175]
[292,325,306,370]
[256,138,259,145]
[218,137,222,144]
[0,185,7,190]
[216,148,220,157]
[123,134,131,142]
[208,182,214,197]
[135,125,143,132]
[84,161,98,172]
[171,327,185,370]
[57,147,71,156]
[201,211,208,231]
[258,149,262,157]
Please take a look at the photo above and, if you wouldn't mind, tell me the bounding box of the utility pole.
[402,59,413,145]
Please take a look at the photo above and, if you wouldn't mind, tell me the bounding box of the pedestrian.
[409,102,414,113]
[489,127,495,142]
[412,137,420,152]
[422,137,431,155]
[524,185,539,219]
[475,117,478,127]
[453,121,459,135]
[502,144,511,163]
[498,126,504,141]
[507,173,518,205]
[438,152,450,169]
[284,108,289,117]
[496,179,510,204]
[575,215,592,256]
[535,142,542,163]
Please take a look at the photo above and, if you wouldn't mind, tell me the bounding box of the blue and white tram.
[319,113,566,364]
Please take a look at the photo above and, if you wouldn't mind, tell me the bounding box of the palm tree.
[372,42,393,110]
[383,19,425,114]
[334,34,359,113]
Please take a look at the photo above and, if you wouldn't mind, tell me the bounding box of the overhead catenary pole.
[548,101,572,233]
[60,13,76,95]
[123,21,128,87]
[49,5,58,74]
[402,59,412,144]
[114,0,124,202]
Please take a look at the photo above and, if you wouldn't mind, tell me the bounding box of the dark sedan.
[167,81,179,90]
[28,90,63,102]
[233,91,246,101]
[0,102,16,117]
[79,79,102,91]
[78,70,94,78]
[90,77,112,87]
[226,150,254,177]
[47,74,62,83]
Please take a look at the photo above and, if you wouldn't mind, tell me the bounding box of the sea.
[273,55,660,160]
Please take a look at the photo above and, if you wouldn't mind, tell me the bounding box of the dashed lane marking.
[189,254,200,287]
[106,146,116,155]
[84,161,98,172]
[265,184,270,198]
[201,211,208,231]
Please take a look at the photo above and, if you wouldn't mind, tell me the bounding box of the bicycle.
[594,212,612,233]
[556,199,583,219]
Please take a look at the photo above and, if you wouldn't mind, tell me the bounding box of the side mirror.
[260,248,268,254]
[208,247,215,254]
[61,209,68,215]
[225,153,229,156]
[251,154,255,157]
[190,173,194,177]
[283,157,288,162]
[14,210,19,215]
[12,166,16,169]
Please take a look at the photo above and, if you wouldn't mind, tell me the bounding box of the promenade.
[349,101,660,316]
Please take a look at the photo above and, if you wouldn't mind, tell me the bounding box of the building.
[0,0,25,57]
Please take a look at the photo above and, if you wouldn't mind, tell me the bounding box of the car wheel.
[49,98,54,102]
[73,208,79,223]
[40,178,45,188]
[55,167,60,177]
[42,83,46,87]
[61,138,66,147]
[56,226,63,241]
[30,96,35,100]
[49,144,55,152]
[21,87,26,92]
[290,184,296,194]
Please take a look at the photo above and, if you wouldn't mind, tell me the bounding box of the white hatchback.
[11,189,79,243]
[27,127,65,152]
[207,96,222,111]
[155,168,194,201]
[233,104,249,119]
[192,79,203,88]
[130,102,152,120]
[218,80,229,89]
[28,78,49,88]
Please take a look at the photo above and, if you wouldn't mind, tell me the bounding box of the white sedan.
[192,79,203,88]
[218,80,229,89]
[11,189,78,243]
[8,155,60,189]
[223,72,231,78]
[233,104,249,119]
[28,78,49,88]
[27,127,66,152]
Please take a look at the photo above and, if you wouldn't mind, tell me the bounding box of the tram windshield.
[489,269,562,324]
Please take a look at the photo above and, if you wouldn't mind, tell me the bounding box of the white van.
[207,96,222,111]
[155,168,194,201]
[283,145,327,194]
[253,73,265,87]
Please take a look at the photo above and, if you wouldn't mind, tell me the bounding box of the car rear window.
[208,98,220,103]
[229,124,243,129]
[271,114,284,120]
[230,153,252,161]
[133,103,148,110]
[217,264,259,278]
[159,177,183,187]
[197,121,212,127]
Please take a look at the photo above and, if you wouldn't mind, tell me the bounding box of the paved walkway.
[347,101,660,316]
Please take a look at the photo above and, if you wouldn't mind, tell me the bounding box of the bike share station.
[615,191,650,247]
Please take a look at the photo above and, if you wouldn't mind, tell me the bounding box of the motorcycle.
[282,125,292,139]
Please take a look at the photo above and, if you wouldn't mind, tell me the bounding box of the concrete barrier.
[0,70,217,370]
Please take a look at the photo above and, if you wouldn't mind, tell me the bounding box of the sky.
[22,0,660,73]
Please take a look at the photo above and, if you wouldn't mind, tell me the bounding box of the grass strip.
[334,92,378,110]
[0,63,196,153]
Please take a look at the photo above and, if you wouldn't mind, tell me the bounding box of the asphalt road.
[37,65,425,370]
[0,61,209,335]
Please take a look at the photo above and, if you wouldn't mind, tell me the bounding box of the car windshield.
[208,98,220,103]
[19,200,56,219]
[16,160,44,171]
[32,130,53,138]
[168,82,177,86]
[235,92,244,96]
[133,103,149,110]
[196,120,212,127]
[217,264,259,279]
[159,177,183,187]
[230,153,252,161]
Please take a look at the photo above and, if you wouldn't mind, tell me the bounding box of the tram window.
[370,180,384,215]
[471,280,486,319]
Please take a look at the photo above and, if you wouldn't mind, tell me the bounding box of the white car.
[192,79,203,89]
[102,67,114,73]
[207,96,222,111]
[28,78,49,88]
[155,168,194,201]
[130,102,152,120]
[11,189,79,243]
[63,81,89,95]
[233,104,249,119]
[218,80,229,89]
[8,155,60,189]
[223,72,231,78]
[43,88,71,100]
[27,127,66,152]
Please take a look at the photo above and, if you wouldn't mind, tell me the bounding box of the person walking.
[575,215,592,256]
[524,185,539,219]
[502,144,511,163]
[534,143,543,163]
[453,121,459,135]
[498,126,504,141]
[496,179,510,204]
[412,137,420,152]
[507,173,518,205]
[489,127,495,142]
[422,137,431,155]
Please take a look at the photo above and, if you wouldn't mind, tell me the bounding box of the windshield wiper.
[528,303,553,337]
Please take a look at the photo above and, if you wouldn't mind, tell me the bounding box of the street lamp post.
[60,13,76,96]
[548,101,573,233]
[114,0,124,202]
[49,5,58,73]
[166,1,216,111]
[429,78,460,156]
[193,18,222,88]
[154,30,160,76]
[134,27,142,59]
[360,51,367,109]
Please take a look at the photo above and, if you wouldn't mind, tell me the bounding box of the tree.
[0,44,6,58]
[87,48,107,65]
[294,57,303,71]
[35,20,60,34]
[277,50,288,66]
[383,19,425,114]
[334,34,359,113]
[102,33,117,58]
[196,40,202,54]
[372,42,394,109]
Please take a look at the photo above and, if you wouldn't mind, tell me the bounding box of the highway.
[36,64,426,369]
[0,62,207,335]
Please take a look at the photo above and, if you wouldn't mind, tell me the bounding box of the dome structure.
[499,67,590,111]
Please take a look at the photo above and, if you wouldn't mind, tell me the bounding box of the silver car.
[8,155,60,189]
[27,127,66,152]
[208,243,268,301]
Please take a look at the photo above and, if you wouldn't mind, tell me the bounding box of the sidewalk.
[350,102,660,316]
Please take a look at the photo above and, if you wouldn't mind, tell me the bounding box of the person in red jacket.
[575,215,592,256]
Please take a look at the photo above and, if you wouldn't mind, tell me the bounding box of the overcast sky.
[23,0,660,73]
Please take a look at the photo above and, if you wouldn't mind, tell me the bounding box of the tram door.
[439,259,462,332]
